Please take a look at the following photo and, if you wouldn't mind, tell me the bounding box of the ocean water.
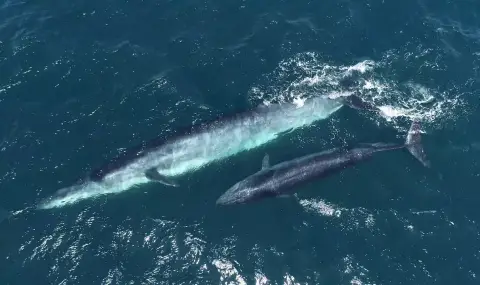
[1,0,480,284]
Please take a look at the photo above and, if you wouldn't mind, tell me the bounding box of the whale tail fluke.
[405,120,431,168]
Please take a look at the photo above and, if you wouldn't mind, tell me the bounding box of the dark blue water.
[1,0,480,284]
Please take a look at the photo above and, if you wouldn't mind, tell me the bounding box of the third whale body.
[37,95,368,209]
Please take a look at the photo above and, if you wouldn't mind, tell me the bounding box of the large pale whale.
[216,121,430,206]
[37,95,367,210]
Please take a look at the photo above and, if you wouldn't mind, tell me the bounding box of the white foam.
[343,60,376,75]
[255,273,269,285]
[292,96,306,107]
[212,258,247,285]
[299,198,342,217]
[249,51,465,133]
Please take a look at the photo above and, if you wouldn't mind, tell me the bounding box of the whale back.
[89,107,264,181]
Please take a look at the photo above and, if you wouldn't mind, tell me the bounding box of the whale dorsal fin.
[145,168,179,187]
[261,154,270,170]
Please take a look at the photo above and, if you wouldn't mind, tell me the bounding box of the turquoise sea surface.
[1,0,480,284]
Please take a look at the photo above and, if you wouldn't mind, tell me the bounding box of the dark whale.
[216,121,429,206]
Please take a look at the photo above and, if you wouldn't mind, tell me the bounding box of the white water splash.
[298,198,342,217]
[212,258,247,285]
[298,198,381,235]
[249,51,466,132]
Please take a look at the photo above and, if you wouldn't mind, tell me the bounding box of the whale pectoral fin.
[279,193,300,200]
[261,154,270,170]
[145,168,179,187]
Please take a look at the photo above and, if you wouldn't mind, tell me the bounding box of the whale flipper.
[262,154,270,170]
[145,168,179,187]
[406,120,431,168]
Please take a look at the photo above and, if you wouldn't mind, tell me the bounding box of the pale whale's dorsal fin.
[145,168,179,187]
[261,154,270,170]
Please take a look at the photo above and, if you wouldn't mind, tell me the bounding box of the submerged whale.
[216,121,430,206]
[37,95,367,210]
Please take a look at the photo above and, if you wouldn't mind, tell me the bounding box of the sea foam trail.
[38,95,344,209]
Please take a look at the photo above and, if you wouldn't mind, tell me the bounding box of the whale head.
[216,170,278,206]
[216,181,250,206]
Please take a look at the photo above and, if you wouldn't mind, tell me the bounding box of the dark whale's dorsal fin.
[145,168,179,187]
[262,154,270,170]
